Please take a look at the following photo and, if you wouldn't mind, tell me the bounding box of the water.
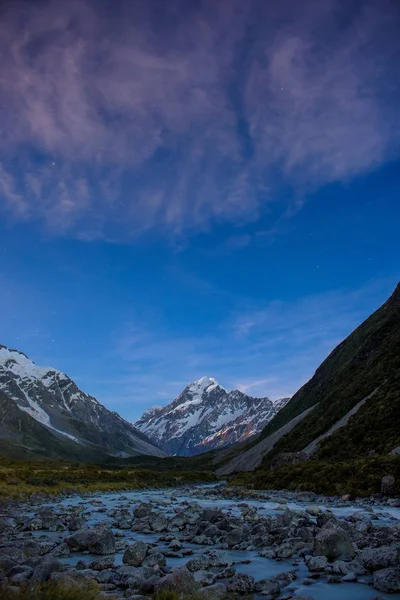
[25,486,399,600]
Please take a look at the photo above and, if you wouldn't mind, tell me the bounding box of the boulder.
[134,503,153,518]
[123,541,148,567]
[373,568,400,593]
[31,556,63,582]
[360,546,398,572]
[225,528,243,547]
[149,514,168,533]
[255,577,280,596]
[381,476,396,496]
[65,527,115,555]
[207,550,233,567]
[89,557,115,571]
[185,555,210,572]
[314,525,355,561]
[305,555,328,572]
[142,552,166,568]
[227,573,255,593]
[154,567,201,595]
[297,492,317,503]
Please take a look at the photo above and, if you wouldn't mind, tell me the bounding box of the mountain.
[135,376,290,456]
[0,344,165,460]
[218,282,400,481]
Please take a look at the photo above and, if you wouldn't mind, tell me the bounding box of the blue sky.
[0,0,399,421]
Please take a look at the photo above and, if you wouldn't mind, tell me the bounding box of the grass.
[0,581,108,600]
[0,456,216,498]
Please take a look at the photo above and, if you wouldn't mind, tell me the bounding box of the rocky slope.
[135,377,289,456]
[218,282,400,476]
[0,344,165,460]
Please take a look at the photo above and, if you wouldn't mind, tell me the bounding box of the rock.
[142,552,166,568]
[207,550,233,567]
[331,561,349,575]
[255,577,281,596]
[123,541,148,567]
[117,565,155,586]
[360,547,398,572]
[32,556,63,582]
[89,557,115,571]
[198,583,226,600]
[306,505,322,516]
[227,573,255,593]
[297,492,317,503]
[373,568,400,593]
[154,567,201,595]
[50,543,70,557]
[215,567,236,579]
[185,555,210,572]
[67,515,86,531]
[305,555,328,572]
[149,514,168,533]
[314,525,355,561]
[65,527,116,555]
[132,518,150,531]
[193,570,216,586]
[134,503,153,518]
[381,476,395,496]
[276,540,298,558]
[225,528,243,547]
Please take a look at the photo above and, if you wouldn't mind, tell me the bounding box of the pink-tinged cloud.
[0,0,399,239]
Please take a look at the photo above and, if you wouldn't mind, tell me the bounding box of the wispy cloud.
[0,0,399,239]
[83,277,397,420]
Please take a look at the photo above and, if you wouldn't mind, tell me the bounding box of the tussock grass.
[0,581,108,600]
[0,456,216,499]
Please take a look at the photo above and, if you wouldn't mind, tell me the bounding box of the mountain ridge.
[135,376,289,456]
[0,344,165,460]
[218,282,400,482]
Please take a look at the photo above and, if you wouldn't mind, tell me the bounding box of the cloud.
[83,277,397,420]
[0,0,399,238]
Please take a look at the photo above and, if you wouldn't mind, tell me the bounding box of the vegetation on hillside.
[232,454,400,497]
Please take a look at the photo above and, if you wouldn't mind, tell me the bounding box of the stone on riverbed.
[123,541,149,566]
[373,567,400,593]
[154,566,201,595]
[185,555,210,572]
[305,555,328,572]
[227,573,255,593]
[65,526,116,554]
[314,524,355,560]
[360,546,399,571]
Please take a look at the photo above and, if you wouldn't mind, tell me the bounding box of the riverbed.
[1,484,399,599]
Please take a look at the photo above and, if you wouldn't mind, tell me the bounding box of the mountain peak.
[188,376,227,394]
[135,378,289,456]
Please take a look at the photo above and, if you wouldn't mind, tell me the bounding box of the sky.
[0,0,399,422]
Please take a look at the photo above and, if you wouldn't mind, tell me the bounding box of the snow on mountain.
[0,344,165,459]
[135,376,290,456]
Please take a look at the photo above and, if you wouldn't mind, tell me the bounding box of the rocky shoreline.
[0,484,399,599]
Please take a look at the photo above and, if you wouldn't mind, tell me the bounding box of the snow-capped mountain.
[0,344,165,460]
[135,377,290,456]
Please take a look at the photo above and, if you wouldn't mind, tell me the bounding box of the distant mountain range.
[0,345,165,460]
[135,376,290,456]
[217,282,400,478]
